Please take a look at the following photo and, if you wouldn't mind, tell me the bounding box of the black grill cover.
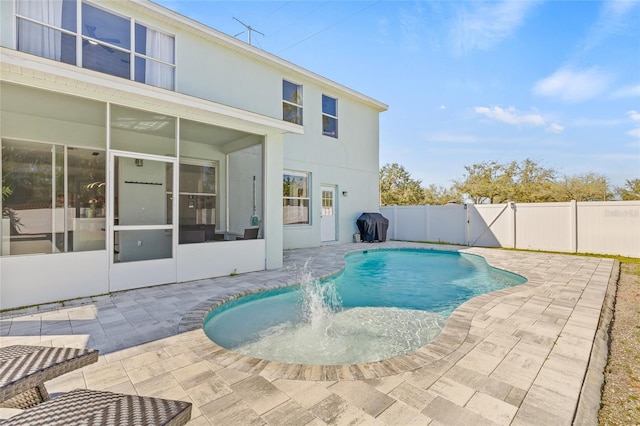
[356,213,389,242]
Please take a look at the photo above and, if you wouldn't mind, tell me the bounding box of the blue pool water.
[204,249,526,365]
[336,249,524,316]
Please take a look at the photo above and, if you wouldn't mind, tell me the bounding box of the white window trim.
[283,170,311,226]
[132,19,177,71]
[14,0,176,90]
[282,79,303,125]
[321,94,338,138]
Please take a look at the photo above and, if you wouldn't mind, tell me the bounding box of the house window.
[283,171,309,225]
[177,161,217,244]
[282,80,303,125]
[134,24,176,90]
[81,2,131,79]
[322,95,338,138]
[15,0,175,90]
[16,0,77,65]
[1,140,106,256]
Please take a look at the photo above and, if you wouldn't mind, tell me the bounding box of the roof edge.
[132,0,388,112]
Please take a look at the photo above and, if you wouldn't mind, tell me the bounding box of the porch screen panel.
[67,148,106,251]
[112,156,174,263]
[1,140,55,255]
[110,105,176,157]
[228,145,263,237]
[114,157,172,227]
[1,141,107,256]
[178,162,217,244]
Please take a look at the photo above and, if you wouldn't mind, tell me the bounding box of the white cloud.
[450,1,539,54]
[626,128,640,139]
[584,1,640,51]
[533,67,612,103]
[474,106,545,126]
[546,123,564,133]
[627,110,640,122]
[399,5,426,52]
[612,84,640,98]
[439,105,447,110]
[605,1,639,18]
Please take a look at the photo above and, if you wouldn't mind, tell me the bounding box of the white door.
[321,186,336,242]
[109,153,177,291]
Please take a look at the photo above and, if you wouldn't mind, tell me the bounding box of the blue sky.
[155,0,640,189]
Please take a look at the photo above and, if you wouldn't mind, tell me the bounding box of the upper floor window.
[16,0,78,65]
[322,95,338,138]
[282,80,303,125]
[81,2,131,79]
[16,0,175,90]
[134,24,175,89]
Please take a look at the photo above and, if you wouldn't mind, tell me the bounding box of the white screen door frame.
[108,151,178,291]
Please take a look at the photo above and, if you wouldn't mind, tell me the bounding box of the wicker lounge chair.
[0,388,192,425]
[0,345,99,409]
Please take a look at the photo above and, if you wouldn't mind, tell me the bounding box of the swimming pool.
[203,249,526,365]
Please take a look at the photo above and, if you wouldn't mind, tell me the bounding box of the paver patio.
[0,242,615,425]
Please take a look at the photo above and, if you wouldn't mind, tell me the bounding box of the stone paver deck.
[0,242,615,425]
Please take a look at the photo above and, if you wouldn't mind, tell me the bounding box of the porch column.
[264,132,284,269]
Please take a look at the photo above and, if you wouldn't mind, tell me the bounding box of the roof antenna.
[233,17,264,46]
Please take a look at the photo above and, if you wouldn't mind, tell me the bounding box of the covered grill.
[356,212,389,242]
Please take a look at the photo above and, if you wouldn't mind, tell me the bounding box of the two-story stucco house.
[0,0,387,310]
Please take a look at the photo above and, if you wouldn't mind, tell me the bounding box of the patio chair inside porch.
[236,227,259,240]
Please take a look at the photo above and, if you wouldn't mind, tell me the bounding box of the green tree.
[452,159,612,203]
[512,158,557,202]
[615,178,640,200]
[1,185,11,218]
[452,160,516,204]
[423,184,462,205]
[380,160,631,206]
[556,173,611,201]
[379,163,426,205]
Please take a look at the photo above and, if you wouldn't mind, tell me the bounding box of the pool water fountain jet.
[297,262,342,332]
[223,261,450,364]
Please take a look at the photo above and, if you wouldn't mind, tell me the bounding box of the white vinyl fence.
[380,200,640,258]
